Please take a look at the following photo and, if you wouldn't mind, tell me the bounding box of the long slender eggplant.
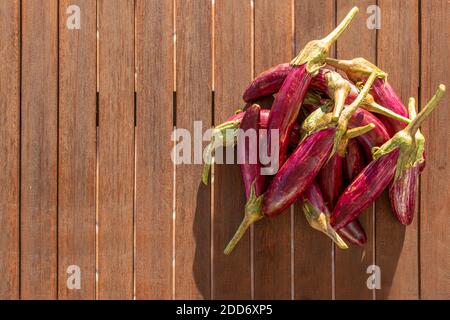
[388,98,425,225]
[343,139,366,183]
[202,109,302,185]
[317,134,367,246]
[225,93,378,254]
[243,63,410,124]
[238,104,266,198]
[267,7,359,168]
[325,57,410,135]
[243,63,292,102]
[300,181,348,249]
[331,85,446,230]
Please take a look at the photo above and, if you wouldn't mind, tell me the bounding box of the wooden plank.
[376,0,419,300]
[253,0,292,300]
[335,0,377,300]
[135,0,174,299]
[21,0,58,299]
[212,0,252,300]
[293,0,334,300]
[58,0,96,299]
[97,0,135,299]
[0,0,20,300]
[420,0,450,300]
[175,0,212,299]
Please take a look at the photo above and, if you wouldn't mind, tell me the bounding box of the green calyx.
[325,57,387,82]
[224,182,264,255]
[202,119,241,185]
[325,71,351,121]
[302,201,348,249]
[372,84,446,179]
[301,100,334,137]
[291,7,359,74]
[331,71,381,158]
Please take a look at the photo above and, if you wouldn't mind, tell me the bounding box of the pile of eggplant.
[201,7,446,254]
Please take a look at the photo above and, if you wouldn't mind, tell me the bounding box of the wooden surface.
[335,0,377,300]
[253,0,293,300]
[97,0,135,299]
[0,0,20,300]
[58,0,97,300]
[21,0,58,299]
[213,0,252,300]
[293,0,334,300]
[420,0,450,300]
[0,0,448,300]
[175,0,212,299]
[375,0,420,300]
[135,0,174,300]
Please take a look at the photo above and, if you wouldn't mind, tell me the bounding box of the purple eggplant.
[238,104,265,198]
[331,85,445,230]
[300,181,349,249]
[267,7,359,168]
[388,97,425,225]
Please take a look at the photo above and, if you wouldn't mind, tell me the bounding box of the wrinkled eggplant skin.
[348,109,390,159]
[339,220,367,246]
[371,78,408,136]
[344,139,366,183]
[389,165,420,226]
[268,64,313,166]
[243,63,292,102]
[318,154,343,209]
[238,105,265,198]
[264,128,335,217]
[331,148,400,229]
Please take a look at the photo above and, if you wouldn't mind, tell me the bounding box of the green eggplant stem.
[290,7,359,72]
[224,182,264,255]
[406,84,446,136]
[344,123,376,140]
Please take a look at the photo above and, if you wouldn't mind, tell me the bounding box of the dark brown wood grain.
[58,0,96,300]
[21,0,58,299]
[212,0,252,299]
[253,0,293,300]
[0,0,20,300]
[335,0,377,300]
[376,0,419,300]
[420,0,450,300]
[135,0,174,300]
[97,0,135,299]
[293,0,335,300]
[175,0,212,299]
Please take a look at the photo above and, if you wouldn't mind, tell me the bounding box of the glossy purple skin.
[226,109,301,149]
[348,108,390,159]
[243,63,292,102]
[301,181,329,214]
[318,154,343,209]
[343,139,366,183]
[331,148,400,229]
[371,78,408,136]
[267,64,312,166]
[264,128,335,218]
[339,220,367,246]
[389,165,420,226]
[238,105,265,198]
[317,152,367,246]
